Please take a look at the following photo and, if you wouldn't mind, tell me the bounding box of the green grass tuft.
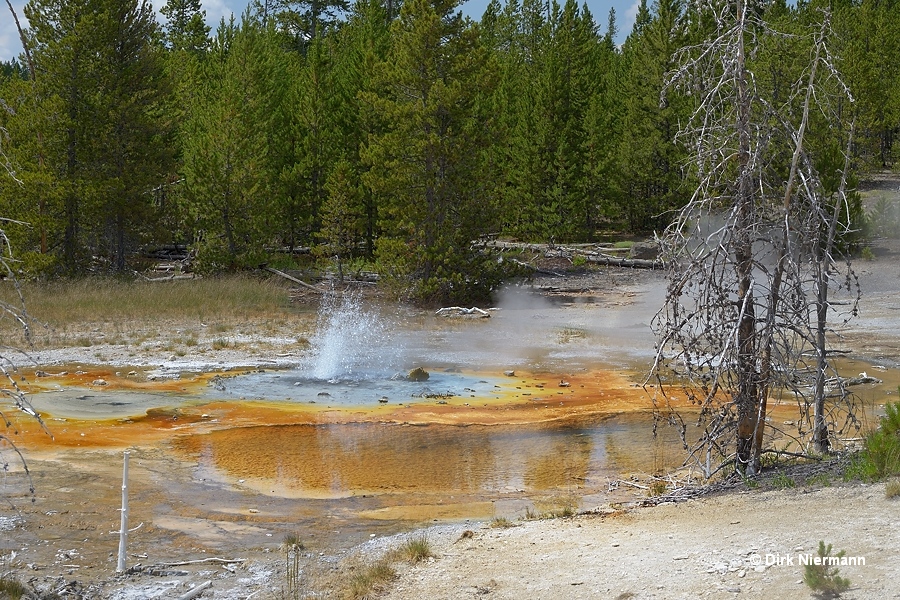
[847,400,900,481]
[885,479,900,499]
[396,535,433,564]
[0,577,29,600]
[345,559,396,600]
[771,472,796,489]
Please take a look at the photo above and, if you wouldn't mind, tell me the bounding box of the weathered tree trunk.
[812,122,856,454]
[732,0,762,475]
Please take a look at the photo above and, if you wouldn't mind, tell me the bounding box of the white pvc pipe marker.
[117,451,130,573]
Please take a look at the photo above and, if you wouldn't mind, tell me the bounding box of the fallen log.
[435,306,491,318]
[487,241,661,270]
[509,258,564,277]
[176,580,212,600]
[263,267,323,294]
[584,254,663,270]
[157,557,246,567]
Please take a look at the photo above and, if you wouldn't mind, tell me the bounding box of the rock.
[35,370,50,377]
[379,397,389,403]
[92,379,108,386]
[408,367,430,382]
[629,240,660,260]
[504,370,516,377]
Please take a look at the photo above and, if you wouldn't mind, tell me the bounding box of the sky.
[1,0,640,63]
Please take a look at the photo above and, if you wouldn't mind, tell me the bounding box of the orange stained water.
[173,415,669,500]
[4,359,897,528]
[6,366,653,444]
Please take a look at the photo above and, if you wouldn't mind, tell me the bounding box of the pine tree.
[21,0,172,272]
[315,159,365,278]
[362,0,500,303]
[181,18,282,270]
[615,0,687,232]
[161,0,210,53]
[328,0,390,256]
[24,0,102,271]
[276,34,340,253]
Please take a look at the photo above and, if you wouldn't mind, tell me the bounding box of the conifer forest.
[1,0,898,302]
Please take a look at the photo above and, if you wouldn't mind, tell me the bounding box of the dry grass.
[344,558,396,600]
[391,535,433,564]
[526,494,579,520]
[0,275,292,327]
[886,479,900,499]
[331,535,433,599]
[0,275,312,349]
[648,480,668,497]
[0,576,28,599]
[490,516,515,528]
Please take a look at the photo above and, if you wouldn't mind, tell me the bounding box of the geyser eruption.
[306,291,399,381]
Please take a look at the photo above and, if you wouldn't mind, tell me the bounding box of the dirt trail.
[378,483,898,600]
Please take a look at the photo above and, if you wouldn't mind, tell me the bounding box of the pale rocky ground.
[377,484,899,600]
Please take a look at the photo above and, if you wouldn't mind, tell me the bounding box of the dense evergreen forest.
[0,0,898,302]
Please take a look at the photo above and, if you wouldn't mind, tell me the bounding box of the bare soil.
[377,481,899,600]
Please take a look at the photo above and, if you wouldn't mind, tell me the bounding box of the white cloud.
[622,0,640,36]
[0,1,28,63]
[199,0,236,29]
[154,0,236,36]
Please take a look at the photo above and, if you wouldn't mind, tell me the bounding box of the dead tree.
[1,72,48,498]
[0,221,48,498]
[650,2,859,476]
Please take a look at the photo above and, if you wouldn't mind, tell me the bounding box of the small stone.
[35,370,50,377]
[504,370,516,377]
[408,367,430,382]
[737,570,746,578]
[92,379,108,386]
